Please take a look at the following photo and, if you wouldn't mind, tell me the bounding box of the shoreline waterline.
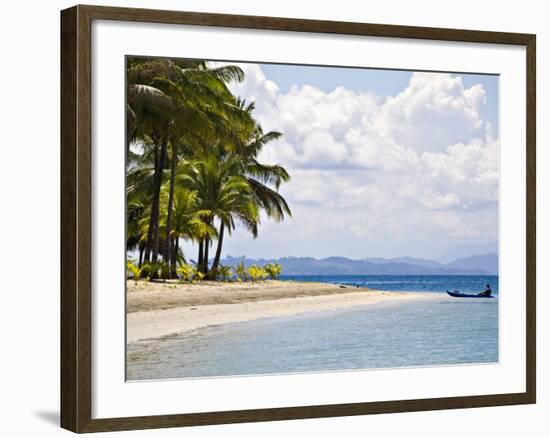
[126,280,432,344]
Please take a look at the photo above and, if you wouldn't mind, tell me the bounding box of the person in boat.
[478,284,492,297]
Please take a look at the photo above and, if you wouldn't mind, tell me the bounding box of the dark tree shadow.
[34,410,59,427]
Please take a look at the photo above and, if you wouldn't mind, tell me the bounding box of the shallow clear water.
[127,292,499,381]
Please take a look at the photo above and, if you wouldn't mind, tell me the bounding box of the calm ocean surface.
[282,274,499,294]
[127,275,499,380]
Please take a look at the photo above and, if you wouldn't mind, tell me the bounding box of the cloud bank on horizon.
[213,63,499,260]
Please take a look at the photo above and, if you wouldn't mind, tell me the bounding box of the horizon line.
[222,253,499,262]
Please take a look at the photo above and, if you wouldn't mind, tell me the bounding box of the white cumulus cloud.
[218,63,498,259]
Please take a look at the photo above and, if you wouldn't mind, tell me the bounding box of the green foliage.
[179,153,260,239]
[176,262,206,283]
[157,184,218,245]
[247,264,268,283]
[194,270,205,282]
[139,262,152,281]
[126,259,143,285]
[235,261,248,282]
[176,262,194,282]
[264,262,282,280]
[231,262,282,283]
[141,260,169,282]
[217,265,234,282]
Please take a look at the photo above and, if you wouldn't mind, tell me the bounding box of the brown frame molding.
[60,4,536,433]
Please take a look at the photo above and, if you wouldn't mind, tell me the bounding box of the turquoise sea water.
[127,275,499,381]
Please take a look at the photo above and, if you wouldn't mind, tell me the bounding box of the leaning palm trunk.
[202,237,210,274]
[138,244,145,268]
[209,221,225,276]
[163,142,178,265]
[170,236,178,278]
[151,138,168,263]
[143,140,159,263]
[197,239,204,270]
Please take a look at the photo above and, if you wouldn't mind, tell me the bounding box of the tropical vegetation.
[126,57,291,281]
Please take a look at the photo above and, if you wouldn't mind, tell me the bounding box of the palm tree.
[205,124,292,268]
[240,127,292,223]
[157,184,216,277]
[128,57,250,267]
[126,145,157,266]
[229,100,292,223]
[178,154,259,276]
[191,103,292,273]
[127,58,180,265]
[126,58,292,280]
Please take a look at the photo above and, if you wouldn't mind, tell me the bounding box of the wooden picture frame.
[61,4,536,433]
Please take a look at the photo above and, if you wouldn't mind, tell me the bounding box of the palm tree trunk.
[198,239,204,269]
[143,141,160,263]
[163,142,178,262]
[210,221,225,273]
[203,238,210,274]
[138,244,144,268]
[170,236,178,278]
[151,138,168,263]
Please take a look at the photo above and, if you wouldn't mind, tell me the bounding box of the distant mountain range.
[438,241,498,264]
[220,253,498,276]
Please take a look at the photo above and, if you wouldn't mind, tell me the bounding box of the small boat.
[446,290,494,298]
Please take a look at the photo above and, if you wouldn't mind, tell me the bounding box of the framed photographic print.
[60,4,536,433]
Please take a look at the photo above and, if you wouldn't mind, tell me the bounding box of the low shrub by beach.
[126,259,283,284]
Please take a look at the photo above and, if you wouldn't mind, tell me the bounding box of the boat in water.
[446,290,494,298]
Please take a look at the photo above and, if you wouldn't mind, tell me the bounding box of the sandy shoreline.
[127,280,428,344]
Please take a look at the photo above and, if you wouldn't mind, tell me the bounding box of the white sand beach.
[127,280,426,343]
